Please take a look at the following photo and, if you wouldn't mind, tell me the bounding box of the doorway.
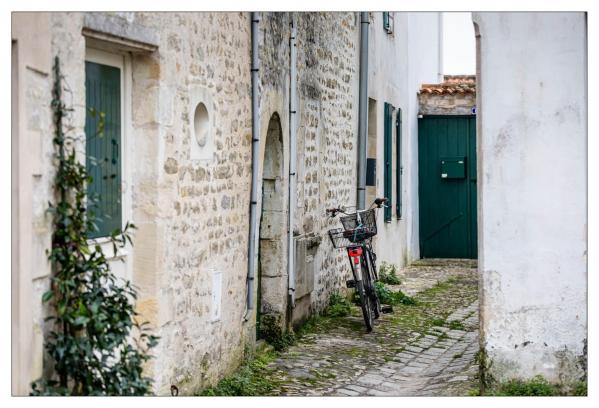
[418,115,477,259]
[257,113,287,338]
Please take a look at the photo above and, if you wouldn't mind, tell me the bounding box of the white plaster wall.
[473,12,587,382]
[370,12,441,267]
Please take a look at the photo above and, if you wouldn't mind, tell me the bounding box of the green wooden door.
[418,115,477,259]
[85,61,122,238]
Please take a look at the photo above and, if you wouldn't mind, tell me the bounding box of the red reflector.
[348,248,363,257]
[352,257,360,265]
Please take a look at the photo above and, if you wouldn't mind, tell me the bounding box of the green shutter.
[396,108,402,218]
[383,12,390,31]
[85,61,122,238]
[384,103,393,222]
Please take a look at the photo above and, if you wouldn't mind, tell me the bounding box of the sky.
[442,12,476,75]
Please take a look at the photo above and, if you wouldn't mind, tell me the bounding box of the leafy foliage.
[31,57,157,396]
[378,262,402,285]
[258,314,295,351]
[448,320,465,330]
[374,282,417,306]
[199,350,280,396]
[324,292,352,317]
[488,375,557,396]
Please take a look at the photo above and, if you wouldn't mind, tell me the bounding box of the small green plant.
[572,380,587,396]
[325,292,352,317]
[374,282,417,306]
[378,262,402,285]
[258,314,295,351]
[31,58,157,396]
[200,350,280,396]
[488,375,557,396]
[431,318,445,326]
[448,320,465,330]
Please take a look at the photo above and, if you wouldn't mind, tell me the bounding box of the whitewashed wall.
[370,12,442,267]
[474,12,587,382]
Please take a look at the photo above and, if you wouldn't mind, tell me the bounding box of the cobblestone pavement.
[261,259,480,396]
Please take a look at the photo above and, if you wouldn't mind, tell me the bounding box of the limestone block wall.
[293,13,360,316]
[128,13,254,394]
[418,92,475,116]
[13,12,254,395]
[474,12,587,383]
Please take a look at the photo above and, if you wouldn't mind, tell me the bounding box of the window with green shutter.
[384,102,393,222]
[396,108,402,219]
[85,61,122,238]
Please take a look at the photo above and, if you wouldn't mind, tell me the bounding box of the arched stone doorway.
[257,113,287,339]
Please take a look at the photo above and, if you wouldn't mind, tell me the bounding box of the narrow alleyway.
[238,259,480,396]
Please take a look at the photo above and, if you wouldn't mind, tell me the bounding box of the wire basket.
[328,225,376,248]
[340,208,377,236]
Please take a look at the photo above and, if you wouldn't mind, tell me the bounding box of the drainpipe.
[287,14,297,309]
[438,13,444,82]
[245,12,260,320]
[357,12,369,210]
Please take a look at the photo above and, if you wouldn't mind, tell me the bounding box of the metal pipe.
[357,12,370,210]
[438,13,444,82]
[287,14,298,308]
[245,12,260,320]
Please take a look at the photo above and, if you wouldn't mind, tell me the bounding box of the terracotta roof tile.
[419,75,476,95]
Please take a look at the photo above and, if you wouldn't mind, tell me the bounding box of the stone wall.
[12,11,366,395]
[418,93,475,116]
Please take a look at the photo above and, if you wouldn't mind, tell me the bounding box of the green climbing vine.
[31,57,158,396]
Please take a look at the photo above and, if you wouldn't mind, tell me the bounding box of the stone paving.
[259,259,480,396]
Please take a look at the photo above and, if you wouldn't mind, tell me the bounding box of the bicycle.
[326,197,388,332]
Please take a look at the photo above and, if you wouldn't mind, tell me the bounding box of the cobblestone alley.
[205,259,480,396]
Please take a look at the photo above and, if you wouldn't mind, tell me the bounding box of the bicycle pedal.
[381,305,394,314]
[346,279,356,288]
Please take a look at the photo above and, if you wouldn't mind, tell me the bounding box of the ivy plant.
[31,57,158,396]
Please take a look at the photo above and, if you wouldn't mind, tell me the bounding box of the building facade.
[11,11,442,395]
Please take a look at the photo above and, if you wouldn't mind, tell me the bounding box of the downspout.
[245,12,260,320]
[357,12,369,209]
[287,14,297,309]
[438,13,444,82]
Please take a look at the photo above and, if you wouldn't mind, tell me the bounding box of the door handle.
[111,139,119,164]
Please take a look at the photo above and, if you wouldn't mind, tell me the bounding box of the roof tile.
[419,75,476,95]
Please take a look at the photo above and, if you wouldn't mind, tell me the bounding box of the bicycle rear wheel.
[356,279,373,332]
[365,250,381,320]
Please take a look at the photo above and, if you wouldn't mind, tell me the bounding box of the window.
[85,50,125,238]
[383,12,394,34]
[383,102,393,222]
[396,108,402,219]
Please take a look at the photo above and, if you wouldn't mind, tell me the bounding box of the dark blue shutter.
[396,108,402,218]
[384,103,393,222]
[85,61,122,238]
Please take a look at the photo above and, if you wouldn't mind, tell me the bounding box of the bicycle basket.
[340,208,377,239]
[328,228,358,249]
[328,226,375,248]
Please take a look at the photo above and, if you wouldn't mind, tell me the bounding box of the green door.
[418,115,477,259]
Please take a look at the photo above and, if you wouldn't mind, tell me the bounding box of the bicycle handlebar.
[326,197,388,217]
